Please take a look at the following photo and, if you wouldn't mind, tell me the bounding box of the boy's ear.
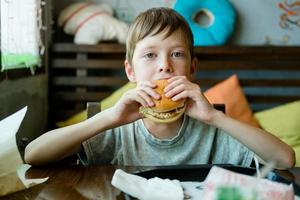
[189,57,198,79]
[124,60,137,82]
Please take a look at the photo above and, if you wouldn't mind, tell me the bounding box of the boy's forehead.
[135,29,188,50]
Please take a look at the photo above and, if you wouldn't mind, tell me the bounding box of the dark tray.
[124,164,300,199]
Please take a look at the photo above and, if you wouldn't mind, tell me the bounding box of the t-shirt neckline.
[137,115,188,147]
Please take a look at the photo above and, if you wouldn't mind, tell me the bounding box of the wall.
[0,75,48,156]
[53,0,300,45]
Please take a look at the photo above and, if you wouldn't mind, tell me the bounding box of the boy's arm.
[209,110,295,169]
[24,107,120,166]
[25,82,158,166]
[165,76,295,169]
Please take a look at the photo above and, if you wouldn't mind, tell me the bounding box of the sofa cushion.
[254,100,300,166]
[204,74,259,127]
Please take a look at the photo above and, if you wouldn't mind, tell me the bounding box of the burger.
[139,79,186,123]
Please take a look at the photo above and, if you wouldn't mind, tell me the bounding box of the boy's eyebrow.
[169,44,187,49]
[139,44,187,51]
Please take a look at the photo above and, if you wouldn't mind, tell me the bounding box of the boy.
[25,7,295,169]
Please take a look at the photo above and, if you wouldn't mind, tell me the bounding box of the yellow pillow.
[204,74,259,127]
[294,145,300,167]
[56,110,88,127]
[101,82,136,110]
[254,100,300,166]
[56,82,136,127]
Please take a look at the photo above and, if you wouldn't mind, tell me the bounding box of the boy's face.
[125,29,196,83]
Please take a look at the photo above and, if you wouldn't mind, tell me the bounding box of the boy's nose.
[158,58,173,73]
[159,66,173,72]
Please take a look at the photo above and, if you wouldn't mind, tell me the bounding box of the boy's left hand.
[164,76,216,123]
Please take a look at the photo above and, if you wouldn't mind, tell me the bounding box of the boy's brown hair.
[126,7,194,65]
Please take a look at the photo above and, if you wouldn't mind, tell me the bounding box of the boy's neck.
[142,116,184,140]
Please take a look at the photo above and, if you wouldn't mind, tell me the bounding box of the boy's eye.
[144,53,156,59]
[171,51,184,57]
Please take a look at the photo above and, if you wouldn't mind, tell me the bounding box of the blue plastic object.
[173,0,236,46]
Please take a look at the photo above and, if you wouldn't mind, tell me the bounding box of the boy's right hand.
[111,81,160,125]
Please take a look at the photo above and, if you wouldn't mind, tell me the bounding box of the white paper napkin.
[111,169,183,200]
[0,107,48,196]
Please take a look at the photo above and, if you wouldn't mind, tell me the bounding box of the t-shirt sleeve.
[213,128,255,167]
[78,128,120,165]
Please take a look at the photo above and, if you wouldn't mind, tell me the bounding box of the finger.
[167,76,186,83]
[137,82,160,99]
[126,90,149,107]
[137,90,154,107]
[165,83,186,98]
[171,90,190,101]
[134,93,149,107]
[142,86,160,99]
[164,77,186,92]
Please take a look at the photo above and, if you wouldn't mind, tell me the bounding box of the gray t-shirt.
[79,115,254,166]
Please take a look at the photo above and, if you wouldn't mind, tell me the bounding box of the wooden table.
[1,164,300,200]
